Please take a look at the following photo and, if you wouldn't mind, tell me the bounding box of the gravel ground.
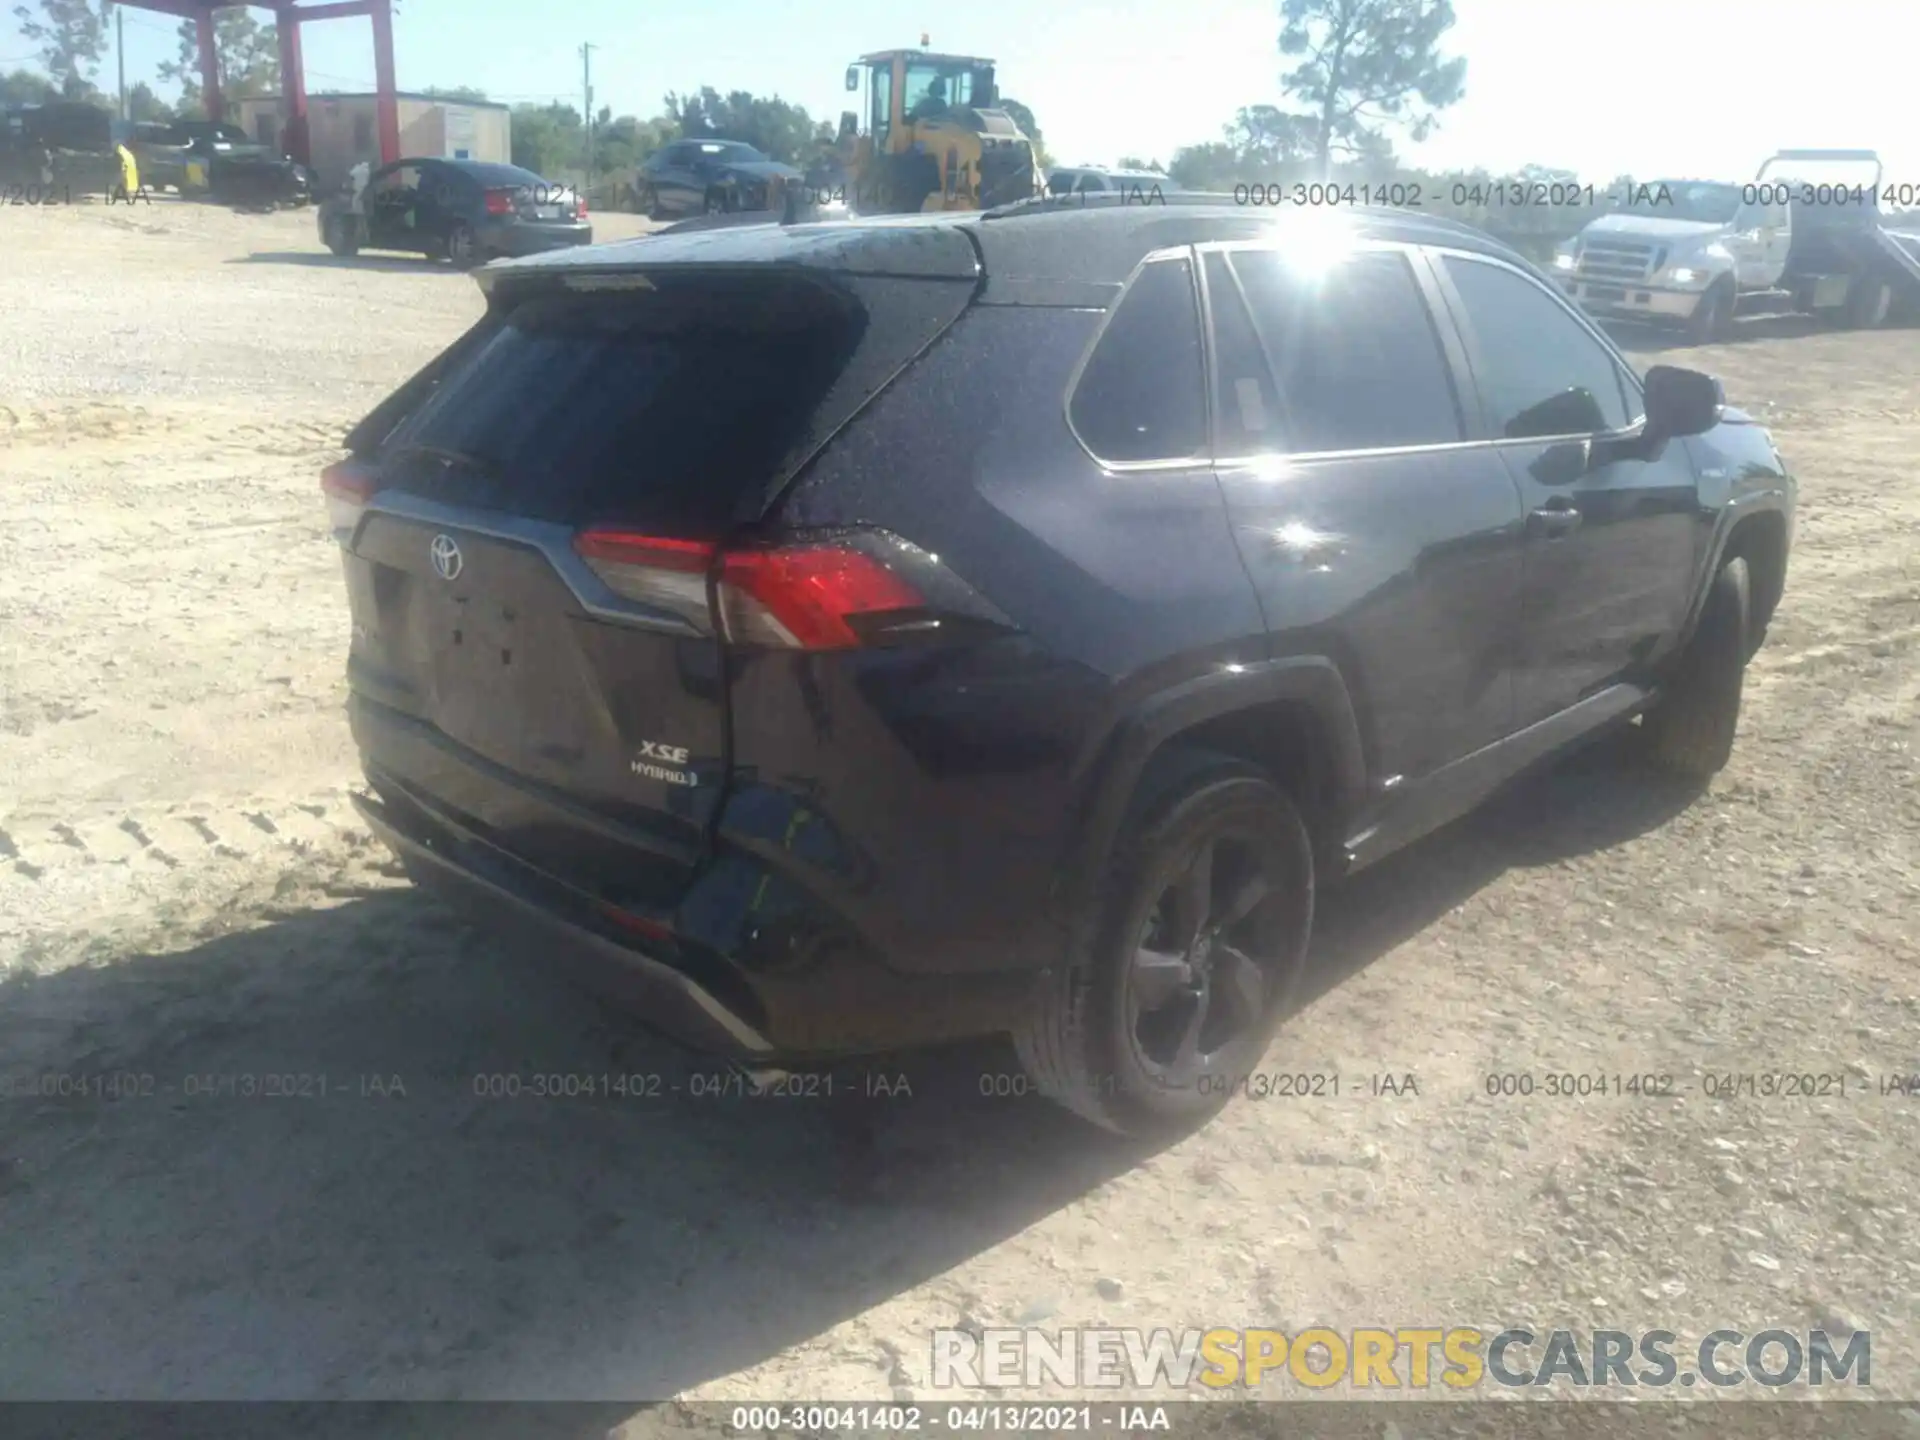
[0,199,1915,1410]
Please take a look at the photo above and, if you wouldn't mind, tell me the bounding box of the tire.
[1014,754,1315,1138]
[445,220,481,269]
[324,215,359,257]
[703,189,729,215]
[1843,277,1892,330]
[639,183,664,220]
[1685,279,1734,344]
[1640,556,1751,778]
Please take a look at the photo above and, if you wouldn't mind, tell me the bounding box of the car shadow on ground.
[1297,726,1705,1007]
[229,251,456,273]
[0,734,1700,1411]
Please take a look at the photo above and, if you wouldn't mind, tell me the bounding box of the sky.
[9,0,1918,184]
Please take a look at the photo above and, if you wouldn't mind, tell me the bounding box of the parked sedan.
[318,158,591,267]
[634,139,802,219]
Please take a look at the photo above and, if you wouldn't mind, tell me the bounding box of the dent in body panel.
[742,305,1259,976]
[1216,447,1524,788]
[715,641,1105,976]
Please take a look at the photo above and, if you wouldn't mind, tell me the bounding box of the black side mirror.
[845,66,859,92]
[1643,364,1725,440]
[838,110,857,139]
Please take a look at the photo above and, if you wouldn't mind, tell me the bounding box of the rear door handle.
[1527,504,1582,539]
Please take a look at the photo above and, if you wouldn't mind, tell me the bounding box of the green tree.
[422,85,490,103]
[661,87,821,165]
[1277,0,1466,178]
[10,0,107,96]
[1167,140,1242,191]
[0,66,59,105]
[127,79,172,121]
[1115,156,1166,173]
[159,7,278,117]
[995,96,1049,168]
[509,100,582,176]
[1227,103,1316,172]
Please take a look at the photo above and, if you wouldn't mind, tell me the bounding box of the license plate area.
[535,204,566,220]
[425,592,583,765]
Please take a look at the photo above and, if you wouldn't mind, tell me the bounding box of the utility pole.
[580,42,596,202]
[116,4,127,120]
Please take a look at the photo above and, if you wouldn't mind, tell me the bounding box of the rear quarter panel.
[738,303,1268,976]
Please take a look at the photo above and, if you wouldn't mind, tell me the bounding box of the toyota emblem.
[429,533,463,581]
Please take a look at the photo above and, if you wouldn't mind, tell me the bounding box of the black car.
[317,158,591,268]
[634,138,802,219]
[134,119,311,204]
[1,101,117,189]
[324,196,1794,1137]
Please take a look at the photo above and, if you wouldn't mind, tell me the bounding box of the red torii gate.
[118,0,399,168]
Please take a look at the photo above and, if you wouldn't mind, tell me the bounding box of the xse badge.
[632,740,697,787]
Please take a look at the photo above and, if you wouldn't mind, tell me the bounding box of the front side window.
[1069,255,1206,463]
[903,63,971,116]
[1209,247,1463,456]
[1441,255,1632,439]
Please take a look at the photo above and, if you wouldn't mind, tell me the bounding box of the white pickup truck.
[1554,150,1920,341]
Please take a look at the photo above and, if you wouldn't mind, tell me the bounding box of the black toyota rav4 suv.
[325,195,1795,1137]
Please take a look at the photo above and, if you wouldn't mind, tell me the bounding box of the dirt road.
[0,201,1914,1405]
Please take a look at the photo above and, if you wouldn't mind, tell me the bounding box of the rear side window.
[376,275,866,535]
[1069,255,1206,463]
[1214,247,1463,455]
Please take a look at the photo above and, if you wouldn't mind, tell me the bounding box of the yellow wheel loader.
[820,43,1044,216]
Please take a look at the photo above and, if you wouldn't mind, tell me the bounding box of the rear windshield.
[456,162,549,189]
[375,275,867,534]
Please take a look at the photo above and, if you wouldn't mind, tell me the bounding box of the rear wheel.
[1014,755,1314,1138]
[639,183,664,220]
[1844,277,1892,329]
[703,189,730,215]
[1640,555,1751,777]
[445,220,481,269]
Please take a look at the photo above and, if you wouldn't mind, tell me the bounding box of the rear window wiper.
[379,442,510,491]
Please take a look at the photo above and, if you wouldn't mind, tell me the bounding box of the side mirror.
[839,110,857,139]
[1643,364,1724,440]
[845,66,859,92]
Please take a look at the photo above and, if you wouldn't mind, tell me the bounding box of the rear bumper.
[483,220,594,257]
[350,697,1039,1061]
[354,789,776,1058]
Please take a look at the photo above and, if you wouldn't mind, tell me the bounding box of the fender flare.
[1679,489,1792,649]
[1055,657,1370,941]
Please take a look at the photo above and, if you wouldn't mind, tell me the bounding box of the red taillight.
[321,459,378,540]
[571,529,927,650]
[484,188,514,215]
[575,194,588,220]
[574,532,715,572]
[719,546,925,650]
